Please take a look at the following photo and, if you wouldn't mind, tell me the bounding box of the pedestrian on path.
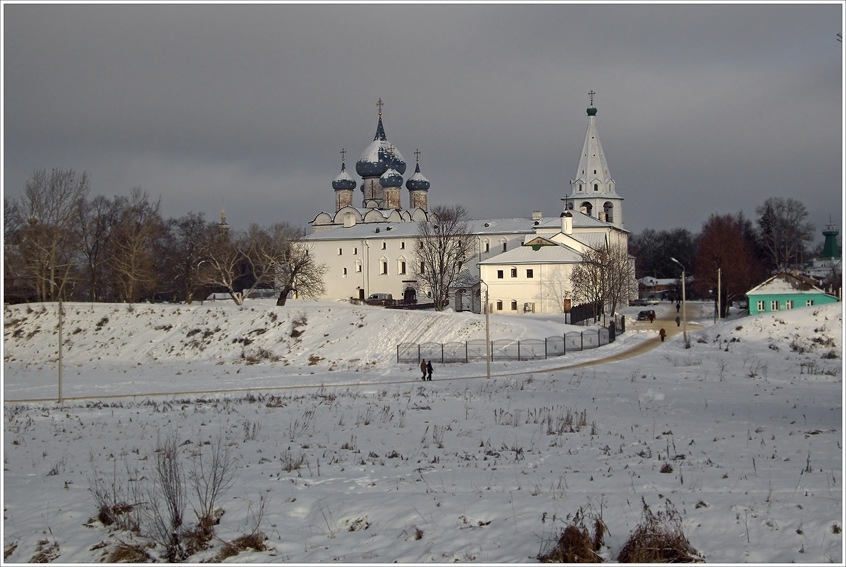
[659,328,666,342]
[675,315,681,327]
[648,311,655,324]
[420,359,427,380]
[426,361,433,381]
[676,302,681,313]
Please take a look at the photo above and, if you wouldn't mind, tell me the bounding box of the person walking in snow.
[648,311,655,324]
[676,302,681,313]
[675,315,681,327]
[426,360,433,381]
[420,359,427,380]
[659,328,666,342]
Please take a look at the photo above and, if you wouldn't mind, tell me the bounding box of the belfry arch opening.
[603,202,614,223]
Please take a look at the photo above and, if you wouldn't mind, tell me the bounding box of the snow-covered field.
[2,299,843,563]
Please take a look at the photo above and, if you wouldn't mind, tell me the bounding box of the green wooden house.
[746,272,839,315]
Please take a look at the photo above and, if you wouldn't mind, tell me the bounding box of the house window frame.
[756,300,765,312]
[806,299,815,307]
[511,300,517,311]
[526,269,534,279]
[510,268,517,278]
[497,270,504,279]
[770,300,779,311]
[785,300,794,309]
[496,300,503,311]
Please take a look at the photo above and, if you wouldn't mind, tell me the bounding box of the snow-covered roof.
[746,272,833,296]
[479,242,583,265]
[639,276,679,287]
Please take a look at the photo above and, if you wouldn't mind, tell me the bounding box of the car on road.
[631,298,648,306]
[645,298,660,305]
[637,310,655,321]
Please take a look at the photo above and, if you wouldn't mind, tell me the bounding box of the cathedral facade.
[305,97,633,314]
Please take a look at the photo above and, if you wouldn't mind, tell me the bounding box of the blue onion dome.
[356,102,406,177]
[332,160,357,191]
[406,160,430,192]
[380,166,403,188]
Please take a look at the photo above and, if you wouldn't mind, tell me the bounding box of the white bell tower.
[567,91,624,229]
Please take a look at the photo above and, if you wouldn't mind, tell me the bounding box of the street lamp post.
[49,280,63,405]
[670,257,690,348]
[477,268,491,380]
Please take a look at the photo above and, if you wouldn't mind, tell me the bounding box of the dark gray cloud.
[4,4,842,243]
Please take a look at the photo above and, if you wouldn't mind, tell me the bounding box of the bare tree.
[414,205,476,311]
[16,168,89,300]
[107,188,166,302]
[756,197,815,272]
[77,195,120,302]
[694,213,759,317]
[570,242,635,320]
[168,212,213,303]
[272,224,327,306]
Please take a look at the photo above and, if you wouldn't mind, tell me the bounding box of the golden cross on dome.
[588,90,596,106]
[377,98,383,116]
[414,149,421,163]
[340,148,346,163]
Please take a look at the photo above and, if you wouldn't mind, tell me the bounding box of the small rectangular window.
[381,241,386,250]
[338,248,343,255]
[399,261,406,275]
[502,242,507,252]
[381,261,388,275]
[353,247,358,254]
[400,241,405,249]
[420,262,425,274]
[526,269,534,278]
[806,299,815,307]
[757,300,765,311]
[785,300,793,309]
[496,300,503,311]
[511,268,517,278]
[511,300,517,311]
[770,300,779,311]
[497,270,504,279]
[343,267,347,276]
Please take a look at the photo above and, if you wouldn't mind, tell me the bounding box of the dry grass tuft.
[539,507,606,563]
[209,532,268,562]
[539,525,603,563]
[616,499,703,563]
[105,542,151,563]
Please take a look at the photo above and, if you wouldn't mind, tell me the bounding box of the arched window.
[511,300,518,311]
[580,202,593,217]
[603,202,614,223]
[593,183,599,192]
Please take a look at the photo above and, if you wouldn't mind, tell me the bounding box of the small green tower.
[821,222,840,260]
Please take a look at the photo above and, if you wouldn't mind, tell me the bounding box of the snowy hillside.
[2,300,843,563]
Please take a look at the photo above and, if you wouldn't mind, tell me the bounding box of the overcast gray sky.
[3,3,843,244]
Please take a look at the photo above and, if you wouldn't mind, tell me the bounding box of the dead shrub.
[539,507,606,563]
[616,498,703,563]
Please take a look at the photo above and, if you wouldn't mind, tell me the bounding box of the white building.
[305,97,633,314]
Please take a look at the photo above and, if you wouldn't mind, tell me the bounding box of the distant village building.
[803,221,841,290]
[746,271,839,315]
[305,96,634,314]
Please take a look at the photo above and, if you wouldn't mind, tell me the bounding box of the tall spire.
[568,92,623,227]
[218,198,230,234]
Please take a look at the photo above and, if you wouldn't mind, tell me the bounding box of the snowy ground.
[2,299,843,563]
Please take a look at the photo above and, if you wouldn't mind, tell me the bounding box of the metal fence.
[398,324,621,364]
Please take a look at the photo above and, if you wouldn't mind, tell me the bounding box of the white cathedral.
[305,96,633,314]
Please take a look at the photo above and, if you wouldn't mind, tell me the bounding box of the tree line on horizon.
[3,168,325,305]
[628,197,839,317]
